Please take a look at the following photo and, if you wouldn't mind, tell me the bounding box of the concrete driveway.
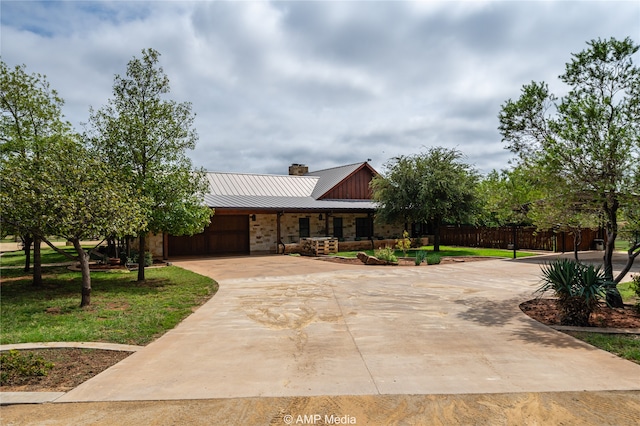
[57,253,640,403]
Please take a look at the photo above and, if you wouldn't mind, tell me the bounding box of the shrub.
[374,246,398,263]
[537,259,609,326]
[414,250,428,265]
[0,350,54,384]
[426,253,441,265]
[125,250,153,267]
[395,230,411,257]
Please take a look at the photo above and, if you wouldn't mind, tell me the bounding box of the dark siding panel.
[168,215,249,256]
[321,168,374,200]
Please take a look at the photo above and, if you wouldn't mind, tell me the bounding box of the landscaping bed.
[520,298,640,329]
[1,348,130,392]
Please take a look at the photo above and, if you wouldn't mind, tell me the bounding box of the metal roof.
[203,194,376,211]
[204,165,377,211]
[206,172,317,197]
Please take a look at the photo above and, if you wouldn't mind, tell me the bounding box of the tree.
[0,60,70,285]
[1,137,146,306]
[371,147,480,251]
[499,37,640,306]
[87,48,211,281]
[477,165,542,227]
[528,189,601,261]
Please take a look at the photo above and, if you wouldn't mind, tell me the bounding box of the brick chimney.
[288,163,309,176]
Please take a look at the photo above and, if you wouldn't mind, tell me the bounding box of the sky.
[1,1,639,176]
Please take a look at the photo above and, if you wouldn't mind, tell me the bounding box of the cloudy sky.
[2,1,638,176]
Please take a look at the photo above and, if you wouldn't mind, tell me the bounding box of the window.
[299,217,310,238]
[355,217,373,238]
[333,217,343,238]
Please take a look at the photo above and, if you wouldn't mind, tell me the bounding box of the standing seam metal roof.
[204,163,376,210]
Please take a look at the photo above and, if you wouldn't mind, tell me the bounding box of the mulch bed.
[0,348,131,392]
[520,298,640,328]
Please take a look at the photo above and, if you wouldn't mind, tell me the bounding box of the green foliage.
[374,246,398,263]
[87,48,211,281]
[499,37,640,285]
[564,332,640,364]
[1,60,146,299]
[426,253,442,265]
[127,250,153,267]
[395,230,411,257]
[0,349,54,383]
[1,266,218,345]
[372,147,480,251]
[477,166,541,226]
[414,250,428,265]
[537,259,610,326]
[87,48,211,239]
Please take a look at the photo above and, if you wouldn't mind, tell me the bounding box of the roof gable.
[306,162,378,200]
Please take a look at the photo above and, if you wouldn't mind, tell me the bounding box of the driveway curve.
[58,255,640,403]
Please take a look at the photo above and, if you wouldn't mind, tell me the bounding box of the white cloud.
[1,0,638,176]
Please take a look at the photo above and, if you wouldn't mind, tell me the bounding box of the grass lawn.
[0,266,217,346]
[333,245,539,259]
[564,332,640,365]
[617,281,638,301]
[0,246,85,267]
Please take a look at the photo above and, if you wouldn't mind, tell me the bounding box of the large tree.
[1,136,145,306]
[0,61,71,284]
[87,48,211,281]
[371,147,480,251]
[499,37,640,306]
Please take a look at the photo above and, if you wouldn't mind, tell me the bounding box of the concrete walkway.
[55,254,640,403]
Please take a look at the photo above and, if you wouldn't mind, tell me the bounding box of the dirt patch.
[520,298,640,328]
[0,348,131,392]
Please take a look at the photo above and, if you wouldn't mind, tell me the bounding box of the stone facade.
[249,214,278,253]
[145,233,164,259]
[155,213,407,257]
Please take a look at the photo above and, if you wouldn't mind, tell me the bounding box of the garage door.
[168,215,249,256]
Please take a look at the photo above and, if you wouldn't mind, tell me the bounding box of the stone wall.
[249,214,278,253]
[147,233,163,258]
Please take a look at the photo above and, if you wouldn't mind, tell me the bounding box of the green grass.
[0,266,218,345]
[0,246,85,267]
[565,332,640,365]
[617,281,638,302]
[333,245,539,259]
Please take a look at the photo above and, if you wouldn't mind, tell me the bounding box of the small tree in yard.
[0,61,69,284]
[88,48,212,281]
[499,37,640,307]
[371,147,480,251]
[1,136,145,306]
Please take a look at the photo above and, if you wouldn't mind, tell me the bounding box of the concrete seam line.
[330,286,381,395]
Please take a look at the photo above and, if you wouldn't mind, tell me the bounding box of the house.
[148,162,405,258]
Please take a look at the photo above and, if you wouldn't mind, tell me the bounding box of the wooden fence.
[439,226,604,252]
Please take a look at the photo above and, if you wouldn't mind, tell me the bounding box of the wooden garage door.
[168,215,249,256]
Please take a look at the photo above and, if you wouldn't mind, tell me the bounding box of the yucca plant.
[537,259,608,326]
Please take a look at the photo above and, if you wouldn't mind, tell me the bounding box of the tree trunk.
[32,236,42,287]
[73,239,92,307]
[22,234,32,272]
[603,195,623,307]
[137,234,146,281]
[433,223,441,252]
[614,242,640,283]
[573,229,581,262]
